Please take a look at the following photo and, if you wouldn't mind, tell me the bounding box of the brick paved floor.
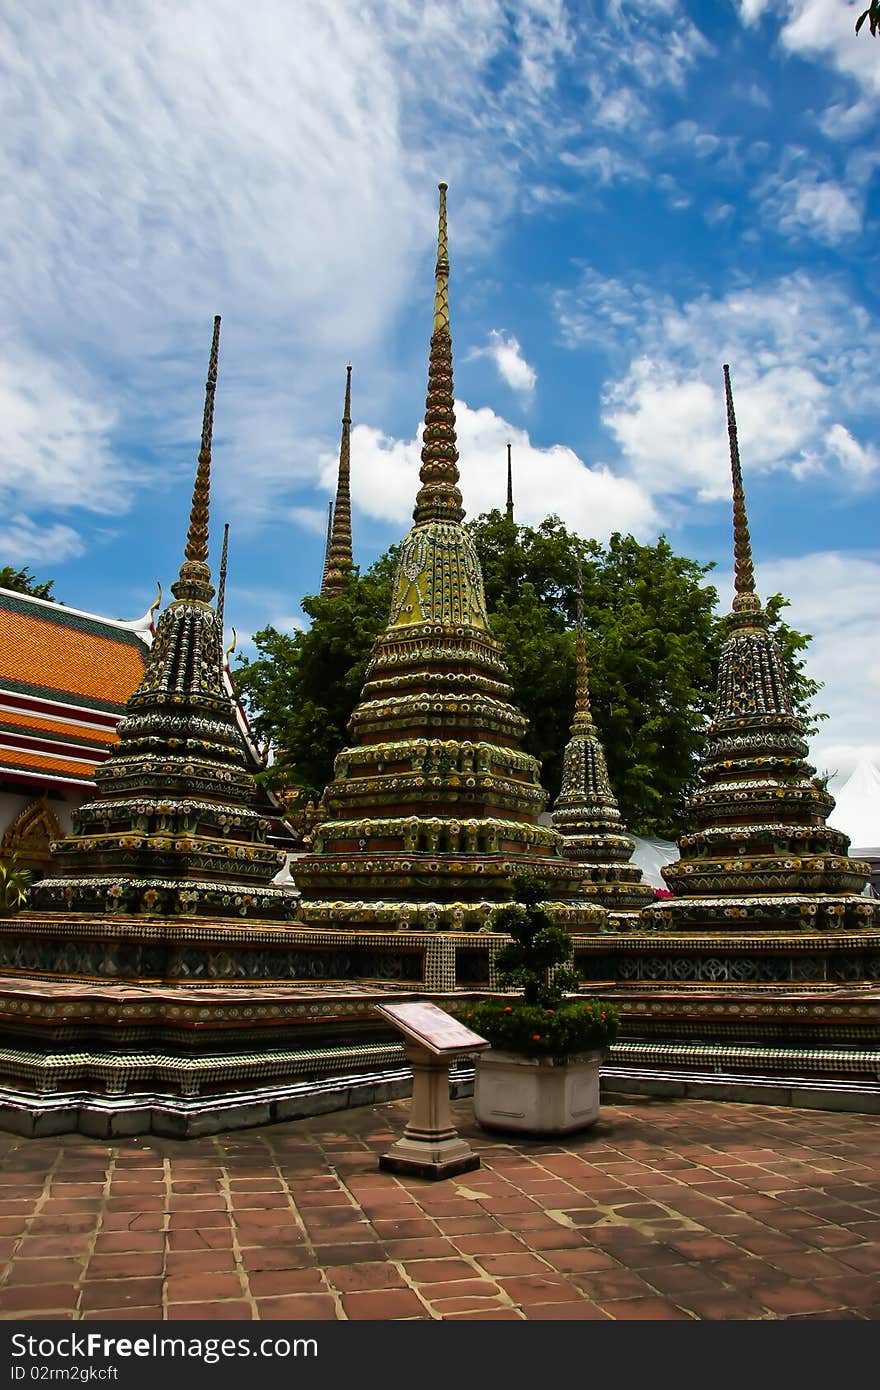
[0,1094,878,1321]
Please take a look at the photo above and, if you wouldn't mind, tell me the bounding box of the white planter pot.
[473,1049,602,1136]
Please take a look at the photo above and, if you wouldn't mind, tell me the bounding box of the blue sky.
[1,0,878,790]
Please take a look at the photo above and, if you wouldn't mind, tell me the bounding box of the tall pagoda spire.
[294,185,605,933]
[413,184,464,526]
[572,557,592,729]
[322,365,355,596]
[650,364,869,922]
[551,557,652,918]
[29,315,293,922]
[171,315,220,605]
[505,442,514,524]
[724,363,758,614]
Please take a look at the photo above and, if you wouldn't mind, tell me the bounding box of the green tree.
[236,515,823,838]
[235,549,396,795]
[0,566,56,601]
[856,3,880,36]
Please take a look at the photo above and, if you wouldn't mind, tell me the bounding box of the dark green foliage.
[491,873,579,1006]
[856,2,880,35]
[466,997,620,1058]
[0,566,56,601]
[0,859,32,912]
[468,874,619,1057]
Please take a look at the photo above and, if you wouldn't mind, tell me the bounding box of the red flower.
[601,1012,606,1020]
[532,1034,541,1041]
[546,1008,555,1014]
[503,1006,512,1013]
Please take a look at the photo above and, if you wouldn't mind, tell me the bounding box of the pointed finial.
[573,554,594,729]
[414,183,464,525]
[505,441,514,524]
[148,581,163,628]
[322,364,355,595]
[723,364,760,615]
[321,499,334,588]
[217,522,230,663]
[172,315,220,603]
[433,182,450,334]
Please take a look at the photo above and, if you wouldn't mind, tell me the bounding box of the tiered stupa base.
[568,911,880,1111]
[0,906,538,1135]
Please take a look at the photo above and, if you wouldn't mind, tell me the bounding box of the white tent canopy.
[629,835,677,889]
[828,759,880,856]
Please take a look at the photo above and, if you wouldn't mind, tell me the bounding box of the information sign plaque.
[375,1000,488,1057]
[375,1000,488,1180]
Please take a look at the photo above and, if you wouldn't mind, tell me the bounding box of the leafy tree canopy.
[235,514,824,839]
[0,566,56,601]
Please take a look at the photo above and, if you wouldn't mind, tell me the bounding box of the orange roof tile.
[0,709,118,746]
[0,608,146,707]
[0,745,98,781]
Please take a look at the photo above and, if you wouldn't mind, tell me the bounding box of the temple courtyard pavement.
[0,1093,878,1322]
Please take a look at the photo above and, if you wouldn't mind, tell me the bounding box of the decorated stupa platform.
[558,368,880,1106]
[0,973,485,1137]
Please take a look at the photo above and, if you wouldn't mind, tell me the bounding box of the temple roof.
[0,587,154,789]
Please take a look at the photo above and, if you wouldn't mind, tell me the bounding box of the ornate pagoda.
[294,186,605,934]
[643,365,874,933]
[321,365,355,597]
[551,564,653,923]
[571,367,879,1104]
[27,317,295,923]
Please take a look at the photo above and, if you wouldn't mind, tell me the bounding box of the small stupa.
[294,186,604,932]
[551,561,653,921]
[28,317,295,922]
[321,365,355,597]
[644,365,874,932]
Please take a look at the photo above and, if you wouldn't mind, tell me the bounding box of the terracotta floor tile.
[322,1262,402,1292]
[381,1238,458,1260]
[255,1295,339,1320]
[80,1278,165,1310]
[3,1257,85,1285]
[340,1288,429,1319]
[0,1283,79,1313]
[519,1301,611,1320]
[599,1298,693,1320]
[496,1273,587,1305]
[164,1273,244,1303]
[442,1309,525,1320]
[751,1283,846,1316]
[166,1301,254,1320]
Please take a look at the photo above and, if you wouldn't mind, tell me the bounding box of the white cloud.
[737,0,880,129]
[556,270,880,503]
[0,514,85,565]
[759,165,863,244]
[0,0,590,545]
[0,348,129,514]
[469,331,537,395]
[733,551,880,790]
[319,400,656,541]
[288,505,333,538]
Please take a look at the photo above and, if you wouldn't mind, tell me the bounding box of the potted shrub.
[469,874,619,1135]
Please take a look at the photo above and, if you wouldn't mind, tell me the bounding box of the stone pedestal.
[380,1040,481,1180]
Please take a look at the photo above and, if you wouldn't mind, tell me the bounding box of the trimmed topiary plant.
[468,873,619,1059]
